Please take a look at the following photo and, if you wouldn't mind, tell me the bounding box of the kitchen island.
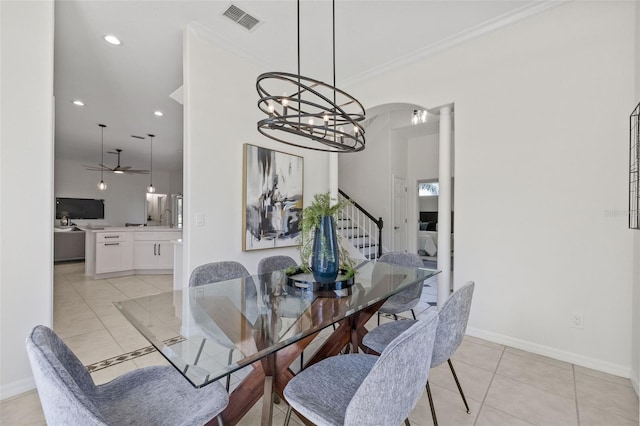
[84,227,182,279]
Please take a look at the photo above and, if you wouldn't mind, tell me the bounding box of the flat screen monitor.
[56,198,105,219]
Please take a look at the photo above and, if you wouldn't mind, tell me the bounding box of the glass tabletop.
[114,260,439,388]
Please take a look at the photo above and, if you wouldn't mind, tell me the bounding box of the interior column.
[437,105,452,307]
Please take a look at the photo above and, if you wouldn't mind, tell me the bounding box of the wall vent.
[222,3,261,31]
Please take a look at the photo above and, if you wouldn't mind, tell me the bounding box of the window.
[418,182,439,197]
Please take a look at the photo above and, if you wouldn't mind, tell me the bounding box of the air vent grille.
[222,3,261,31]
[237,14,259,31]
[223,4,245,22]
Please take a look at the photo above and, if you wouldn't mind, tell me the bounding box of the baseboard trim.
[631,367,639,397]
[1,376,35,401]
[466,327,632,379]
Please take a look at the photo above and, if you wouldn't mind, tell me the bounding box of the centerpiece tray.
[286,268,355,292]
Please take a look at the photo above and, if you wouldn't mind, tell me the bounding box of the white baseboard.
[466,327,632,379]
[0,376,35,401]
[631,368,639,397]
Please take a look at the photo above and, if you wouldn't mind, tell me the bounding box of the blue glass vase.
[312,215,339,283]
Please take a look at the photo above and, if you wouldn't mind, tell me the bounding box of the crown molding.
[187,21,272,71]
[341,0,574,88]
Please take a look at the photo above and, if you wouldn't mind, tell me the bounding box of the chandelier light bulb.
[147,184,156,193]
[421,110,428,123]
[411,110,419,125]
[97,180,107,191]
[268,103,275,114]
[308,118,314,126]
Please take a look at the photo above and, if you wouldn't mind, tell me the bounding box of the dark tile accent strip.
[86,336,186,373]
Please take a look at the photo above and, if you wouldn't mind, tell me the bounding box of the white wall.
[631,0,640,396]
[0,0,54,399]
[183,24,330,279]
[349,1,635,376]
[54,157,181,227]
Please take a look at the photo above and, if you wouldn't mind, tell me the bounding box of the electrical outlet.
[570,312,584,329]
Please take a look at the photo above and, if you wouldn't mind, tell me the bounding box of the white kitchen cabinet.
[133,232,180,270]
[95,232,133,274]
[86,228,181,278]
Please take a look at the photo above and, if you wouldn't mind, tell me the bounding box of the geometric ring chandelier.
[256,0,366,153]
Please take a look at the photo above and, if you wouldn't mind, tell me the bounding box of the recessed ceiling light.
[72,100,85,106]
[104,35,121,45]
[154,111,163,117]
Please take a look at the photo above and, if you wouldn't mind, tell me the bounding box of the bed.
[418,211,454,261]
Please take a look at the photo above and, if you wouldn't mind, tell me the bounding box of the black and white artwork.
[243,144,303,250]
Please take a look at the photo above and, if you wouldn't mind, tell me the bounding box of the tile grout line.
[473,345,538,426]
[492,352,579,402]
[471,343,505,426]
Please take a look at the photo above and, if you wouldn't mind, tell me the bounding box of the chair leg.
[377,311,381,326]
[425,381,438,426]
[194,338,206,365]
[216,414,224,426]
[404,418,411,425]
[411,309,416,320]
[284,406,292,426]
[225,349,234,391]
[300,352,304,371]
[448,359,470,414]
[393,314,398,320]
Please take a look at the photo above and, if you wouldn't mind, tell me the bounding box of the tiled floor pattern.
[1,262,638,426]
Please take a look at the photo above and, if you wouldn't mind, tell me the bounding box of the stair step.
[358,243,377,249]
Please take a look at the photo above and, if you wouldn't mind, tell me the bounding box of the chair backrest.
[25,325,108,425]
[189,261,251,287]
[431,281,475,367]
[378,252,425,307]
[344,309,439,426]
[256,255,297,275]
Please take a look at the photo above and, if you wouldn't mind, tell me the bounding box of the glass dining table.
[114,260,439,426]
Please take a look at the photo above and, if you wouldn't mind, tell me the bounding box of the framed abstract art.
[242,144,303,250]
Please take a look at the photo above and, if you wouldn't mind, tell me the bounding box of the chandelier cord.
[100,125,105,182]
[332,0,336,138]
[297,0,301,126]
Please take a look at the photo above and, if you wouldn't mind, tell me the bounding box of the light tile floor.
[1,262,638,426]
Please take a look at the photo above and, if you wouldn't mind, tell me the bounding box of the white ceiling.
[54,0,563,173]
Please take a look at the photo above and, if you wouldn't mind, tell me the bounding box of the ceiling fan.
[84,149,149,174]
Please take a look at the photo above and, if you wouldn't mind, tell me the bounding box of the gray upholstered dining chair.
[189,260,256,390]
[283,309,439,426]
[375,252,425,325]
[363,281,475,426]
[257,255,297,275]
[26,325,228,426]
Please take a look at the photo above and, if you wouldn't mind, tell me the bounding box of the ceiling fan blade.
[84,165,109,171]
[120,166,132,170]
[123,170,150,174]
[99,163,112,169]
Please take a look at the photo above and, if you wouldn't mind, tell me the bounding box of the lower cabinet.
[133,232,181,270]
[95,234,133,274]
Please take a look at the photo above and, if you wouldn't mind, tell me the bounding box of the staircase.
[337,190,383,260]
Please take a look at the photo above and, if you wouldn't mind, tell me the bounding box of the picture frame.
[242,144,304,251]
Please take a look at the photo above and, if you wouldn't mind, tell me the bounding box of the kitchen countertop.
[83,226,182,232]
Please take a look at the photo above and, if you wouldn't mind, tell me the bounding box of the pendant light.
[147,134,156,193]
[97,124,107,191]
[256,0,365,152]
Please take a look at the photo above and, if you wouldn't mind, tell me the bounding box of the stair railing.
[338,189,384,259]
